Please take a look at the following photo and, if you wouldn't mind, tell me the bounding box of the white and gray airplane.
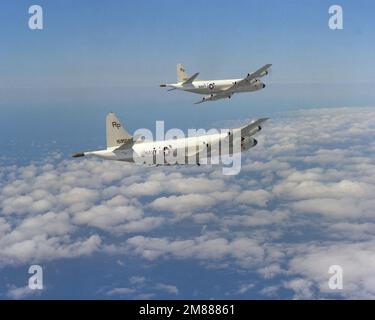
[72,113,268,166]
[160,63,272,104]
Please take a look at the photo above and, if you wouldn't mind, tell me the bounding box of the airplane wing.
[182,72,199,85]
[240,118,269,137]
[186,143,206,157]
[194,92,233,104]
[225,64,272,91]
[194,99,205,105]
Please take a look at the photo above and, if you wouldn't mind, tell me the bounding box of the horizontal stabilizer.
[114,138,134,151]
[182,72,199,85]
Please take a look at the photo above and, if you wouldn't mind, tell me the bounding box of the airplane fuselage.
[167,79,265,95]
[73,112,268,175]
[160,63,271,104]
[85,129,256,164]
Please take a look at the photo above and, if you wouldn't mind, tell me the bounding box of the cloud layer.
[1,107,375,299]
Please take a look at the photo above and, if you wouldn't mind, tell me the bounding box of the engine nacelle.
[241,137,258,151]
[259,70,269,77]
[247,125,262,136]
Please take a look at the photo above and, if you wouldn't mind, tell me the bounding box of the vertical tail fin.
[106,113,132,148]
[177,63,188,82]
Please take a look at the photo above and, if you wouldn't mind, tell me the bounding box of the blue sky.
[1,0,374,156]
[1,1,374,95]
[1,1,375,299]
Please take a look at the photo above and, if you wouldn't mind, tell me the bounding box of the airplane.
[160,63,272,104]
[72,113,268,166]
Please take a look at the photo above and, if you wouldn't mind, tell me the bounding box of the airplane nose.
[262,84,266,88]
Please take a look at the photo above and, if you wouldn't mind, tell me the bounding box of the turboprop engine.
[247,125,262,136]
[241,137,258,151]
